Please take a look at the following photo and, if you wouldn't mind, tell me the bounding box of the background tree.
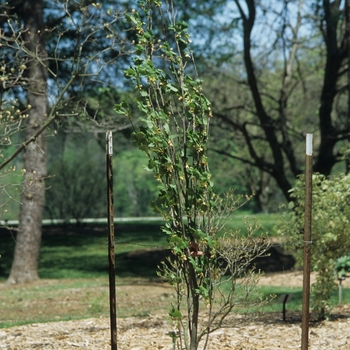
[45,155,106,223]
[3,0,49,284]
[43,131,158,220]
[173,0,350,207]
[0,0,128,284]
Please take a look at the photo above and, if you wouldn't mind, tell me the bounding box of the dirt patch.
[258,269,350,289]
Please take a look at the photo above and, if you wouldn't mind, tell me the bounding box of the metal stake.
[106,131,117,350]
[301,133,313,350]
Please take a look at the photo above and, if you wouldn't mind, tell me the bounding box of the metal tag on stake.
[107,131,113,155]
[306,133,313,156]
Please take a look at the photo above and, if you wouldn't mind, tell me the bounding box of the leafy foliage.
[115,1,268,349]
[45,155,105,222]
[113,149,159,217]
[279,173,350,318]
[335,255,350,279]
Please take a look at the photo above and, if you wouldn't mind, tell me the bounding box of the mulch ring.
[1,310,350,350]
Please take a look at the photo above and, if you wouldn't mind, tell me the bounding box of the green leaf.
[169,236,187,249]
[124,67,136,78]
[169,307,182,319]
[133,56,144,66]
[205,236,213,248]
[148,159,157,169]
[140,90,148,97]
[114,101,130,116]
[193,229,205,240]
[143,30,154,40]
[163,123,170,134]
[166,83,178,92]
[125,13,138,25]
[135,44,144,55]
[175,21,189,31]
[178,38,188,51]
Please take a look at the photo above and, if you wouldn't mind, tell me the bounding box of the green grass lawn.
[1,276,349,329]
[2,215,348,329]
[0,221,168,280]
[259,285,350,322]
[1,214,278,281]
[225,212,280,236]
[218,282,350,317]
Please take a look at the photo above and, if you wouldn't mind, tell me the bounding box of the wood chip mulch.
[1,313,350,350]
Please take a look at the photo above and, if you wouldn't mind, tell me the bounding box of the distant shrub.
[335,255,350,278]
[45,157,105,222]
[279,173,350,319]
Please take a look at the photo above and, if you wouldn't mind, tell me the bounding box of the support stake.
[106,131,117,350]
[301,133,313,350]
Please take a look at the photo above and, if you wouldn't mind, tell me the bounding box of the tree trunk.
[235,0,293,202]
[189,263,199,350]
[347,0,350,174]
[7,0,48,284]
[313,0,346,175]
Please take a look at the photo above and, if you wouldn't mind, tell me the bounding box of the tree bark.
[213,0,347,202]
[346,0,350,174]
[7,0,48,284]
[233,0,294,201]
[313,0,345,175]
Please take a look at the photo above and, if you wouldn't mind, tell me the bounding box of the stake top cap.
[306,133,313,156]
[106,131,113,155]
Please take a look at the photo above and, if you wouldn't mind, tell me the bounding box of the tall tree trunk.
[7,0,48,284]
[233,0,293,201]
[347,0,350,174]
[314,0,346,175]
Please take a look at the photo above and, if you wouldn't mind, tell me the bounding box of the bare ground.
[1,270,350,349]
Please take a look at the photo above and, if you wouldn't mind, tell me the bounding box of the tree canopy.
[191,0,350,205]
